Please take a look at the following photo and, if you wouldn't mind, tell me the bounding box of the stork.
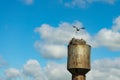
[73,26,85,33]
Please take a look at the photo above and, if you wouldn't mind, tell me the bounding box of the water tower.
[67,38,91,80]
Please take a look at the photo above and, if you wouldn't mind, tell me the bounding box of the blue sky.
[0,0,120,80]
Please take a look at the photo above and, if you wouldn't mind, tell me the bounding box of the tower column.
[72,75,85,80]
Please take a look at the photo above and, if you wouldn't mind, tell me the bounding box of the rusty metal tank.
[67,38,91,80]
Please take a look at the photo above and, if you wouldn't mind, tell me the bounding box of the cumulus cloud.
[94,16,120,50]
[34,21,91,59]
[3,57,120,80]
[4,59,70,80]
[87,57,120,80]
[94,28,120,50]
[112,16,120,31]
[17,60,70,80]
[4,59,46,80]
[23,59,46,80]
[34,16,120,59]
[44,62,71,80]
[35,21,91,44]
[5,68,21,80]
[35,42,67,59]
[63,0,116,8]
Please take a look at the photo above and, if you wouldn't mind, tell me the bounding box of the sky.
[0,0,120,80]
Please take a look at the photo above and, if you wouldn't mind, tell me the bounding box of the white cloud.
[21,0,34,5]
[63,0,116,8]
[4,60,46,80]
[5,68,21,79]
[34,21,90,44]
[4,59,70,80]
[87,0,116,4]
[65,0,88,8]
[112,16,120,31]
[3,57,120,80]
[0,56,7,68]
[44,62,71,80]
[23,59,46,80]
[94,28,120,50]
[34,16,120,59]
[35,42,67,59]
[23,60,71,80]
[34,21,91,59]
[94,16,120,50]
[87,57,120,80]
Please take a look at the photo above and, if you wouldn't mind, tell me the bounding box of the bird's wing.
[73,26,76,28]
[80,27,85,29]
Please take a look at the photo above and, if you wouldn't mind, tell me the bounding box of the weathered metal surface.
[67,44,91,69]
[67,38,91,75]
[72,75,85,80]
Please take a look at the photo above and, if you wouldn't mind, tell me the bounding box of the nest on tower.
[69,38,86,45]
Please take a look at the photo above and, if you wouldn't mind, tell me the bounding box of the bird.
[73,26,85,32]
